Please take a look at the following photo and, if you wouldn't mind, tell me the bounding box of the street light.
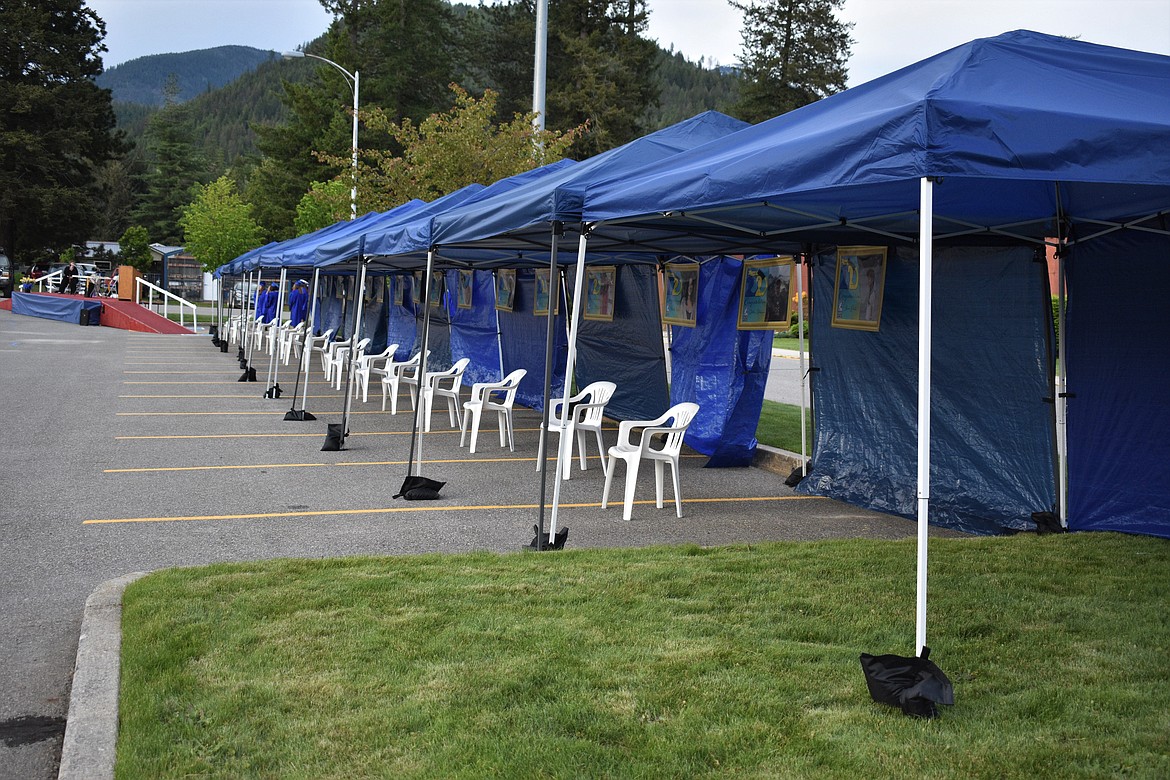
[282,50,359,221]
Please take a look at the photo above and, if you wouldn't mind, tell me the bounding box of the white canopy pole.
[796,256,808,474]
[265,268,287,393]
[413,251,438,475]
[548,232,590,542]
[915,177,934,656]
[339,257,368,437]
[299,268,322,412]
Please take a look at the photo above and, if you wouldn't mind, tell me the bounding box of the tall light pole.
[532,0,548,134]
[282,50,359,221]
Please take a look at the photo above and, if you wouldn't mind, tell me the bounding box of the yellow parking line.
[102,453,702,473]
[118,394,340,399]
[83,495,821,525]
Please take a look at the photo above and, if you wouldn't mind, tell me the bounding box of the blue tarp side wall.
[414,275,453,372]
[317,276,346,339]
[797,245,1057,535]
[359,277,388,354]
[447,270,503,386]
[573,264,669,422]
[668,257,770,466]
[385,275,420,360]
[1067,233,1170,537]
[498,269,567,412]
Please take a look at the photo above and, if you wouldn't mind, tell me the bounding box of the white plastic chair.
[306,328,335,372]
[381,350,429,414]
[322,335,353,380]
[416,357,471,432]
[330,337,370,390]
[353,343,399,403]
[279,322,306,365]
[602,402,700,521]
[460,368,527,453]
[537,381,617,480]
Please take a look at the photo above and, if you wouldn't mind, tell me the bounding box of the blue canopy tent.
[573,30,1170,652]
[416,111,751,540]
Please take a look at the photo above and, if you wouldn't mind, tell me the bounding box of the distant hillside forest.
[95,0,746,246]
[106,44,739,167]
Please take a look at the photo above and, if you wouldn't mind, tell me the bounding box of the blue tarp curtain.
[316,276,346,339]
[797,245,1057,535]
[359,277,389,354]
[415,275,453,373]
[498,269,567,412]
[1067,232,1170,537]
[573,264,669,422]
[385,275,420,360]
[447,270,503,386]
[668,257,771,467]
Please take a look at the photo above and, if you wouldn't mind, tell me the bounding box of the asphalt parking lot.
[0,307,964,778]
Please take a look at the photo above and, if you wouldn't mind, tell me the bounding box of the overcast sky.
[88,0,1170,87]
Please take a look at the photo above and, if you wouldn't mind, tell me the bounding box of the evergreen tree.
[730,0,852,123]
[132,77,209,244]
[475,0,660,159]
[0,0,125,264]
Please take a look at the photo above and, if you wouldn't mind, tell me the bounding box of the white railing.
[33,271,62,292]
[135,277,198,332]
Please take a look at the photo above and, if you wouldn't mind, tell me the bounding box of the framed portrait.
[831,246,887,332]
[428,271,444,308]
[662,262,699,327]
[412,271,423,304]
[583,266,617,322]
[737,256,794,330]
[533,268,559,316]
[364,275,382,305]
[495,269,516,312]
[457,270,474,310]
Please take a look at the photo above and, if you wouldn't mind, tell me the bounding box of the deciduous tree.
[117,226,153,272]
[179,176,263,273]
[320,84,580,211]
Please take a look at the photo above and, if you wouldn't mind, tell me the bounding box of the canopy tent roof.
[426,111,750,255]
[339,158,580,268]
[576,31,1170,255]
[218,241,279,277]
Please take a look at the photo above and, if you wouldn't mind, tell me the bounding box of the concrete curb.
[753,443,805,476]
[58,572,149,780]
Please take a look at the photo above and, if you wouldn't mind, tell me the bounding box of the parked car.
[0,250,11,297]
[228,281,260,308]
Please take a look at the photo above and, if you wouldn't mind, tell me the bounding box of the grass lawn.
[756,399,813,454]
[118,533,1170,778]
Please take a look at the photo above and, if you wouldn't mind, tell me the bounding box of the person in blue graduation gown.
[289,279,309,327]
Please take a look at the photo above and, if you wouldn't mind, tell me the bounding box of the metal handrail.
[134,277,198,332]
[33,271,62,292]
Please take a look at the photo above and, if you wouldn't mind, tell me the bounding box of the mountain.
[103,41,738,169]
[96,46,279,106]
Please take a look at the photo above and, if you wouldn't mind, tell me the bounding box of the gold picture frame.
[495,269,515,312]
[583,266,616,322]
[662,262,698,327]
[737,256,793,330]
[456,270,473,310]
[831,246,887,332]
[534,268,559,316]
